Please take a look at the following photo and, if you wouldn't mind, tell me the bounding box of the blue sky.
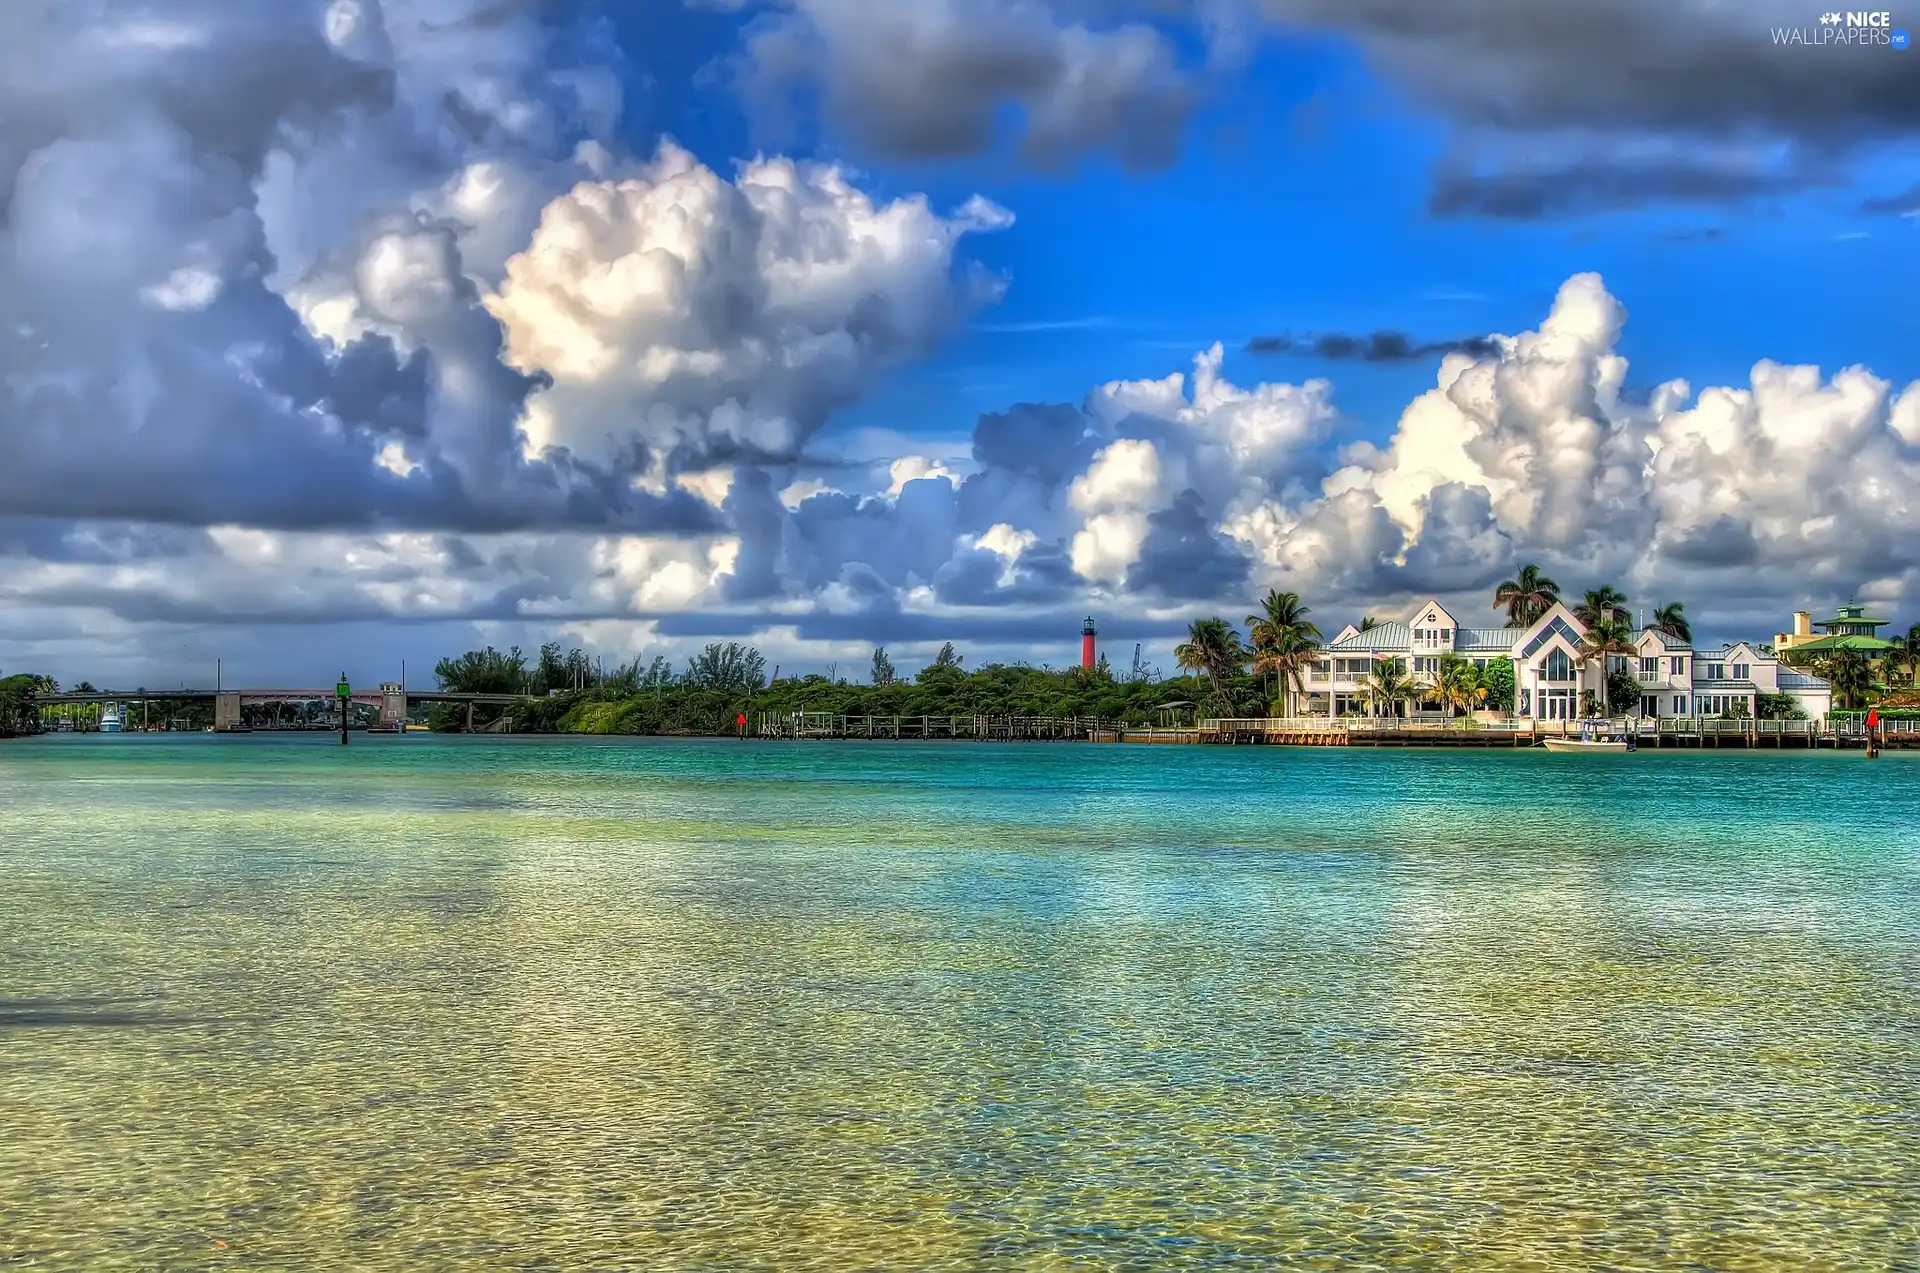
[3,0,1918,685]
[610,2,1918,452]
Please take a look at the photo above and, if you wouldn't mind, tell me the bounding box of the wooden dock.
[757,713,1115,741]
[754,712,1917,750]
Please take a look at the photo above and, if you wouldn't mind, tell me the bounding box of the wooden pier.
[1198,717,1918,749]
[754,711,1917,750]
[757,713,1115,741]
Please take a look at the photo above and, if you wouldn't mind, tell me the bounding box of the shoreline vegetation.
[419,575,1920,738]
[10,571,1920,739]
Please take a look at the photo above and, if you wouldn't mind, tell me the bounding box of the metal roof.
[1458,627,1515,651]
[1326,622,1410,651]
[1784,633,1898,651]
[1778,672,1831,690]
[1690,679,1760,690]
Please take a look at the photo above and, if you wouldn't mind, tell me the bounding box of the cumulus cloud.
[486,143,1009,470]
[11,271,1920,680]
[0,0,1006,538]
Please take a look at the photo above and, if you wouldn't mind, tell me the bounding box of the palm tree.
[1247,590,1321,716]
[1579,617,1637,666]
[1821,647,1875,710]
[1363,657,1418,719]
[1493,564,1561,627]
[1358,616,1380,632]
[1435,654,1488,718]
[1572,586,1630,626]
[1175,618,1247,715]
[1651,602,1691,644]
[1899,622,1920,687]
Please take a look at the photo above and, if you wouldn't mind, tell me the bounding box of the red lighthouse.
[1081,616,1097,670]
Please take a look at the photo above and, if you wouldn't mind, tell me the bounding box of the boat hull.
[1542,738,1628,753]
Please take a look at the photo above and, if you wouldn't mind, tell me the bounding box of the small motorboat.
[1543,718,1633,753]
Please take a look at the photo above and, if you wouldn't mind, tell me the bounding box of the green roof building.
[1782,603,1899,656]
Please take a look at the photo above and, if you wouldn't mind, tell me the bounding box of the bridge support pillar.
[214,692,243,732]
[378,682,406,729]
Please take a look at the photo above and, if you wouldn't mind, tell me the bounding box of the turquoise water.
[2,734,1918,1269]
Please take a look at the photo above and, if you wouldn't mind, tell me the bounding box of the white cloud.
[485,143,1010,467]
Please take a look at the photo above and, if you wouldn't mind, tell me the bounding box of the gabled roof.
[1514,602,1589,662]
[1329,624,1360,644]
[1637,628,1691,652]
[1406,599,1459,629]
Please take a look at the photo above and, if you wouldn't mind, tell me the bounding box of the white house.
[1303,599,1832,720]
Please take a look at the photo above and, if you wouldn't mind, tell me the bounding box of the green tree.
[1820,647,1875,710]
[871,646,896,687]
[1363,657,1418,719]
[1755,693,1807,721]
[1651,602,1692,644]
[685,642,768,692]
[1605,664,1643,715]
[1247,590,1321,717]
[0,673,46,737]
[933,642,964,670]
[435,646,529,694]
[1493,564,1561,627]
[1435,654,1488,718]
[1175,618,1248,715]
[1481,657,1516,712]
[1895,622,1920,687]
[1358,616,1379,632]
[1573,586,1630,627]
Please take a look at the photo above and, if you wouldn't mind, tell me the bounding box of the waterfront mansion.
[1303,599,1833,721]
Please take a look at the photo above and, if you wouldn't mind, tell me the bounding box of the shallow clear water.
[2,734,1918,1270]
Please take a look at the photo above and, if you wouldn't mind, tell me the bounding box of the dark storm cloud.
[1258,0,1920,142]
[1860,183,1920,215]
[1427,155,1816,219]
[658,606,1192,648]
[1665,516,1761,567]
[1246,330,1500,362]
[723,0,1920,210]
[732,0,1197,170]
[932,538,1079,607]
[1125,490,1251,600]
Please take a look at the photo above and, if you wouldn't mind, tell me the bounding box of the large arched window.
[1543,648,1573,682]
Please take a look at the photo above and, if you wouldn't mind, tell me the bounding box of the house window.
[1673,695,1687,714]
[1415,658,1440,676]
[1669,657,1684,675]
[1641,695,1658,716]
[1733,663,1749,679]
[1639,656,1657,675]
[1543,649,1573,682]
[1705,663,1725,680]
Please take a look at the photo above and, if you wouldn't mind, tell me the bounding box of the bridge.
[36,685,529,732]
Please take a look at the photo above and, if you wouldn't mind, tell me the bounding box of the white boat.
[1542,736,1628,753]
[99,706,124,733]
[1542,718,1632,753]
